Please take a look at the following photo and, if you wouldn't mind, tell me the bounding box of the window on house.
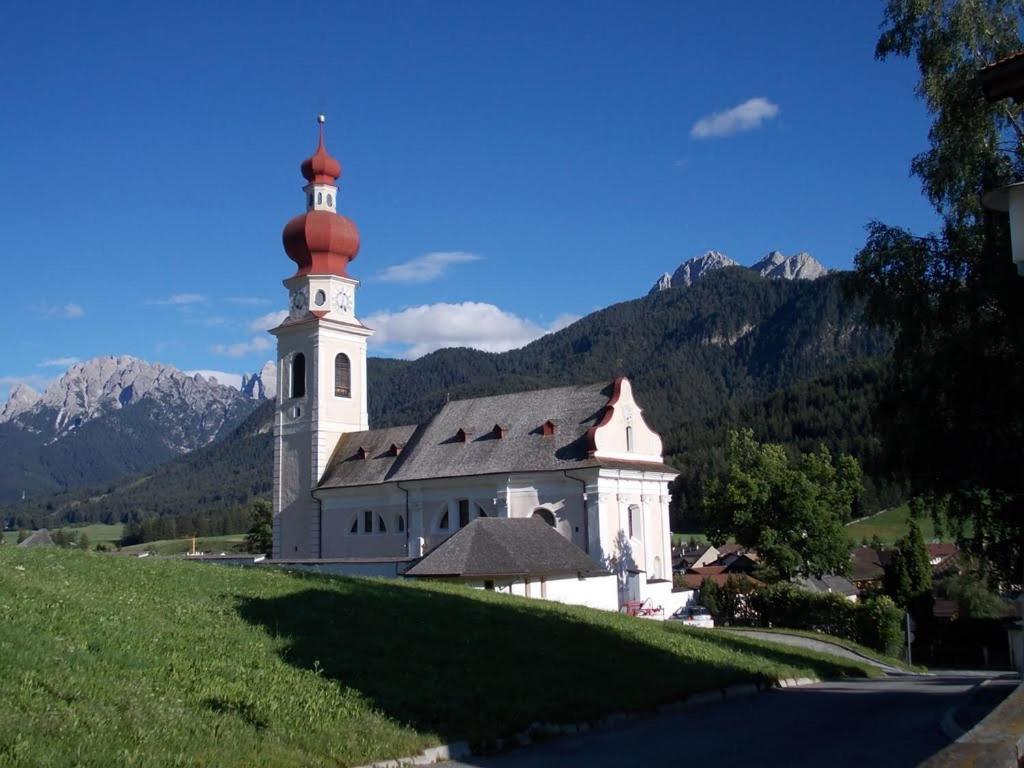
[350,518,358,534]
[484,580,495,591]
[291,353,306,398]
[458,499,469,528]
[376,514,386,533]
[397,514,405,533]
[628,505,639,539]
[334,353,351,398]
[626,425,634,452]
[532,508,555,527]
[439,510,449,530]
[364,510,373,534]
[652,555,663,580]
[477,505,488,518]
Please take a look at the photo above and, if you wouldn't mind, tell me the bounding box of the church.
[270,119,682,614]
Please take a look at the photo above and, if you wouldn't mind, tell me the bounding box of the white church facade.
[270,119,681,615]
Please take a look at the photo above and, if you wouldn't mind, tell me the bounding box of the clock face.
[290,289,307,313]
[334,287,352,313]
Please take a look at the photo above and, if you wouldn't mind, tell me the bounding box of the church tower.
[271,116,371,559]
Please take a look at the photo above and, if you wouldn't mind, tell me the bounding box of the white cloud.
[248,310,289,332]
[38,357,79,368]
[37,302,85,319]
[211,336,273,358]
[690,97,780,139]
[149,293,206,306]
[185,369,243,389]
[364,302,580,358]
[225,296,272,306]
[375,251,482,284]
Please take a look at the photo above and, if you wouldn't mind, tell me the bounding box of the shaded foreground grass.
[0,549,875,767]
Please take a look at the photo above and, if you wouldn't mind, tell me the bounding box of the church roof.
[317,380,677,490]
[404,517,606,578]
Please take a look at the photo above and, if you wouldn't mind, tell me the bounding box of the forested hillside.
[2,269,892,534]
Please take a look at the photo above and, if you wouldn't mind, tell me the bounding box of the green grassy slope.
[118,533,247,555]
[845,505,960,543]
[2,523,123,547]
[0,549,875,767]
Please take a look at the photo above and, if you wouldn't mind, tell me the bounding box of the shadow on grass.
[236,576,869,745]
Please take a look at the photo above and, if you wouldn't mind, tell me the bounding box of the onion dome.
[301,120,342,184]
[282,116,360,276]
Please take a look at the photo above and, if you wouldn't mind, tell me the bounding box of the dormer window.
[355,446,369,460]
[542,420,557,436]
[389,443,403,456]
[456,428,472,443]
[492,424,508,439]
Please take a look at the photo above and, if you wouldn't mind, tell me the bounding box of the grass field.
[0,549,876,767]
[844,505,959,544]
[2,523,124,547]
[118,533,247,556]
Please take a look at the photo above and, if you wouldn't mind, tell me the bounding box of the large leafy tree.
[852,0,1024,586]
[700,429,862,580]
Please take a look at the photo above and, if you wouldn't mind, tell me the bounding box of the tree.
[245,500,273,556]
[16,529,29,544]
[852,1,1024,587]
[943,571,1007,618]
[700,429,862,580]
[699,578,722,617]
[884,520,934,619]
[77,531,90,551]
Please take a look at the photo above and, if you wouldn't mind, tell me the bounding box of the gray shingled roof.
[793,574,859,597]
[404,517,607,578]
[318,381,677,489]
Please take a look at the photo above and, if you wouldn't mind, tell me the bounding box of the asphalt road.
[441,672,1018,768]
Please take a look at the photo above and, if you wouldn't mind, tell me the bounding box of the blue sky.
[0,1,938,398]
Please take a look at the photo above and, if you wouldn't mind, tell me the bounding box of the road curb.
[351,676,820,768]
[921,681,1024,768]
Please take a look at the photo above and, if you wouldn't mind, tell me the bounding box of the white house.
[270,118,679,614]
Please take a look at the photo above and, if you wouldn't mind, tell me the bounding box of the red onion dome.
[282,210,360,276]
[301,123,342,184]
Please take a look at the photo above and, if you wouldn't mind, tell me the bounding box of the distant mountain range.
[0,356,266,503]
[650,250,828,293]
[1,268,893,532]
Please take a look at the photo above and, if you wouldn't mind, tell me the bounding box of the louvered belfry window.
[335,353,351,398]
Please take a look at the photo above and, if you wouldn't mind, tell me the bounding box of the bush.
[741,583,903,654]
[855,595,904,657]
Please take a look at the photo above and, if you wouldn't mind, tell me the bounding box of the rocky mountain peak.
[752,250,828,281]
[651,250,739,293]
[0,383,41,422]
[241,361,278,400]
[651,249,828,293]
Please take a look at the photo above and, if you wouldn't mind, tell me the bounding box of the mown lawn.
[0,549,875,767]
[845,505,962,544]
[2,523,124,547]
[118,533,247,556]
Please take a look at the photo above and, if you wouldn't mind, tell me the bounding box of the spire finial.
[316,113,326,148]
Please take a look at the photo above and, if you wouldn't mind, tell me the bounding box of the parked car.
[669,605,715,628]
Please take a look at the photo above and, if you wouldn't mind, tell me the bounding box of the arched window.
[532,508,555,527]
[652,555,663,580]
[626,425,634,452]
[457,499,470,528]
[376,514,386,533]
[291,353,306,398]
[439,510,449,530]
[334,353,351,398]
[363,510,373,534]
[397,514,405,533]
[350,518,358,534]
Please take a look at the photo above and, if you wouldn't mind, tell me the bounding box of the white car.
[669,606,715,628]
